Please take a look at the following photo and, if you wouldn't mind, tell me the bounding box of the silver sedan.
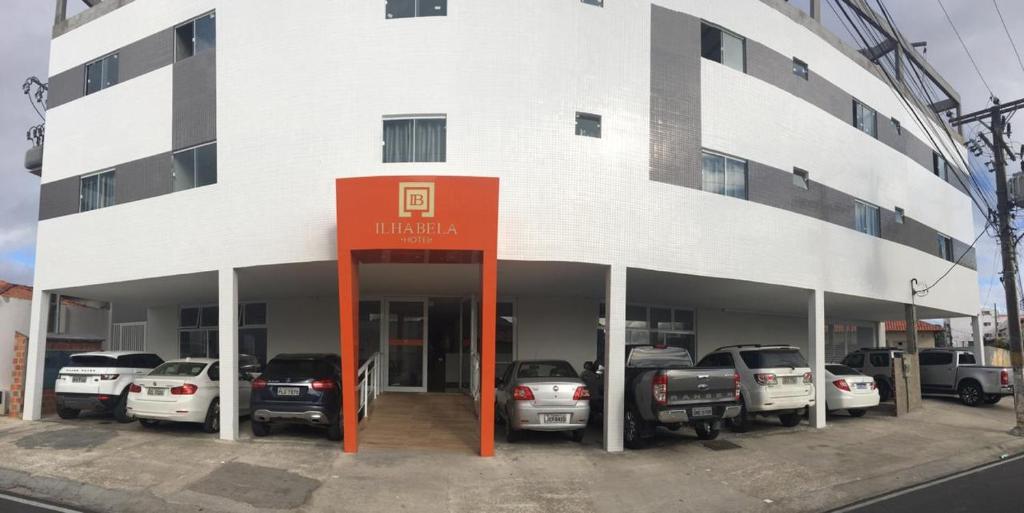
[495,360,590,443]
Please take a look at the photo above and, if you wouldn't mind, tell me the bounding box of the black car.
[250,353,343,440]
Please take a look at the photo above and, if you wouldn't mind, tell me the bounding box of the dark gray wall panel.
[47,29,173,109]
[47,66,85,110]
[115,152,172,204]
[172,50,217,150]
[120,29,174,83]
[747,161,975,270]
[649,5,701,188]
[39,176,81,220]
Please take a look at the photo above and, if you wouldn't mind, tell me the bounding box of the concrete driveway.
[0,397,1022,513]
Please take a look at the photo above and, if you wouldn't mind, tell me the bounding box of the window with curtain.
[80,170,115,212]
[173,142,218,192]
[702,151,747,199]
[853,100,877,138]
[383,117,447,163]
[937,234,954,261]
[854,200,880,237]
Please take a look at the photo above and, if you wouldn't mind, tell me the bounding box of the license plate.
[277,387,301,397]
[691,406,713,418]
[147,388,165,396]
[781,376,799,385]
[542,414,568,424]
[855,383,868,390]
[72,376,87,383]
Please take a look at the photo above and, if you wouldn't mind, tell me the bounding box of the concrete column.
[22,289,50,421]
[54,0,67,24]
[218,268,239,441]
[807,289,826,428]
[876,322,886,348]
[972,316,986,365]
[603,265,626,452]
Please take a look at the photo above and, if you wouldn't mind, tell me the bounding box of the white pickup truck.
[54,351,164,421]
[919,349,1013,406]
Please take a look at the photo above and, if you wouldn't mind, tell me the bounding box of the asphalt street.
[0,492,87,513]
[833,453,1024,513]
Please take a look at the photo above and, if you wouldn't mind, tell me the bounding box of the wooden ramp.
[359,393,479,453]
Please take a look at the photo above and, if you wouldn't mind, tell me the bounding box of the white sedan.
[825,364,879,417]
[126,358,252,432]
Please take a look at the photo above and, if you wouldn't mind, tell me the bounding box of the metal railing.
[357,352,381,420]
[111,322,146,351]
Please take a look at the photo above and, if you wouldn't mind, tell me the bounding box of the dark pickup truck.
[588,345,741,447]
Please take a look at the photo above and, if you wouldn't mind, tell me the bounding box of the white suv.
[697,345,814,432]
[55,351,164,422]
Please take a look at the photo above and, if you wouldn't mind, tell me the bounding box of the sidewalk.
[0,397,1022,513]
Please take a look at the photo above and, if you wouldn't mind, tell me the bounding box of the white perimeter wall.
[0,298,32,392]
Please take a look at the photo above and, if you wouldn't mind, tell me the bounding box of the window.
[382,117,446,163]
[702,151,747,199]
[891,117,902,135]
[575,112,601,138]
[179,303,267,361]
[937,233,954,262]
[920,352,953,366]
[853,100,877,138]
[697,352,734,367]
[599,304,696,358]
[826,364,862,376]
[739,349,808,369]
[701,23,745,72]
[85,53,118,95]
[842,353,865,368]
[959,353,976,365]
[895,207,905,224]
[793,168,809,190]
[516,361,578,379]
[868,353,890,367]
[582,0,603,6]
[386,0,446,19]
[173,142,217,192]
[80,170,115,212]
[175,12,215,61]
[854,200,880,237]
[933,152,951,181]
[792,57,808,80]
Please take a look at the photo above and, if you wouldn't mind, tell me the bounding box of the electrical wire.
[984,246,1001,306]
[936,0,995,98]
[913,227,989,296]
[992,0,1024,76]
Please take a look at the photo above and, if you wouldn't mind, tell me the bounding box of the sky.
[0,0,1022,316]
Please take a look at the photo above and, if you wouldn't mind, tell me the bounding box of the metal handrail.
[357,352,381,419]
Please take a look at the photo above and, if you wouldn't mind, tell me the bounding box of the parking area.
[1,397,1022,513]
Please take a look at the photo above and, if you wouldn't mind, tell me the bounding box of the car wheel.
[623,409,645,449]
[729,401,750,433]
[875,378,892,402]
[327,416,342,441]
[694,421,720,440]
[251,419,271,437]
[202,398,220,433]
[984,394,1003,405]
[848,409,867,418]
[57,406,80,420]
[113,390,133,423]
[139,419,160,428]
[571,429,585,443]
[504,408,520,443]
[958,381,983,407]
[778,413,802,427]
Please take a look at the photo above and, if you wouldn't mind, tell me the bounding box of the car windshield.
[740,349,807,369]
[68,355,116,366]
[517,361,577,379]
[826,364,861,376]
[263,358,334,379]
[149,361,208,377]
[627,346,694,368]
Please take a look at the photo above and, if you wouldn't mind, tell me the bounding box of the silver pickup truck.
[919,349,1013,406]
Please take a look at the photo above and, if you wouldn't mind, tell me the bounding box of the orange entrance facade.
[335,176,499,456]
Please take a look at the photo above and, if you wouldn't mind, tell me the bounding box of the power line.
[992,0,1024,75]
[913,225,990,296]
[936,0,995,97]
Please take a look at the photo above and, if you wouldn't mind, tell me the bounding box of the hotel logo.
[398,182,435,218]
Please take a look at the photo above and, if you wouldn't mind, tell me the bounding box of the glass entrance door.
[385,300,428,392]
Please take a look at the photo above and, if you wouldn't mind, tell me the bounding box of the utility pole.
[953,98,1024,436]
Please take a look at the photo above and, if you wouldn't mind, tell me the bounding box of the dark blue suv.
[250,353,343,440]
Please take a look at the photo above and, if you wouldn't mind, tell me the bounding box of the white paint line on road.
[829,453,1024,513]
[0,492,83,513]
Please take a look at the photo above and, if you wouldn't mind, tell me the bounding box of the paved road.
[0,492,87,513]
[833,454,1024,513]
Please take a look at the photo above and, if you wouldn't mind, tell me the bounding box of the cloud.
[0,256,35,285]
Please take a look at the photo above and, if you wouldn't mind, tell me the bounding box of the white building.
[23,0,983,455]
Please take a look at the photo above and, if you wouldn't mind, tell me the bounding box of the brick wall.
[8,334,102,418]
